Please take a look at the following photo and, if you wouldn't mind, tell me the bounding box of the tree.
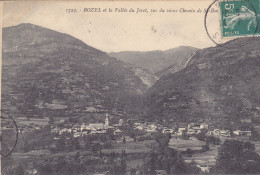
[2,154,14,169]
[139,134,200,175]
[181,130,189,140]
[186,148,194,156]
[206,135,221,145]
[38,162,53,175]
[23,139,30,152]
[120,157,127,174]
[250,126,260,140]
[91,142,101,153]
[201,143,210,152]
[84,135,92,149]
[215,139,260,174]
[5,164,25,175]
[140,150,157,175]
[241,150,260,174]
[130,168,136,175]
[196,128,208,141]
[154,133,170,148]
[216,139,244,173]
[147,150,157,175]
[72,138,80,150]
[244,141,255,151]
[48,116,54,124]
[107,128,115,140]
[16,164,25,175]
[56,137,65,151]
[74,151,80,162]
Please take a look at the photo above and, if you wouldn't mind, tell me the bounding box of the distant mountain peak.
[109,46,198,76]
[3,23,104,55]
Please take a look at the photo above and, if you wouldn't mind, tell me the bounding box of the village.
[47,114,252,141]
[3,113,255,174]
[8,113,253,143]
[2,111,253,149]
[2,113,259,175]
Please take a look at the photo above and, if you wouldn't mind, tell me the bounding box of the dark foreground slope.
[2,23,148,119]
[144,38,260,128]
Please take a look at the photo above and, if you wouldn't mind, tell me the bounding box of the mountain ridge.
[109,46,198,76]
[1,23,151,120]
[143,37,260,129]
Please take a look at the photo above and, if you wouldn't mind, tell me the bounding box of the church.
[80,113,110,132]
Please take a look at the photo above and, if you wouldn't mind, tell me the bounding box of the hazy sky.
[3,1,219,52]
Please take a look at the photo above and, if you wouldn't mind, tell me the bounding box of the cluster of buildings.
[133,121,252,139]
[178,123,209,136]
[178,123,252,138]
[206,129,251,137]
[233,130,252,137]
[133,122,177,134]
[17,124,42,133]
[133,122,209,136]
[207,129,231,137]
[51,114,123,138]
[16,117,49,133]
[133,122,161,133]
[49,112,253,141]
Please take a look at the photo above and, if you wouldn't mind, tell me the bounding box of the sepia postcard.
[1,0,260,174]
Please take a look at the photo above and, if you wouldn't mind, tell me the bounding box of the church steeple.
[105,113,109,126]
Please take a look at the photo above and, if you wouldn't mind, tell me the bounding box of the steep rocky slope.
[144,38,260,128]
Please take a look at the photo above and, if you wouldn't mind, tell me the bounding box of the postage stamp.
[220,0,260,37]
